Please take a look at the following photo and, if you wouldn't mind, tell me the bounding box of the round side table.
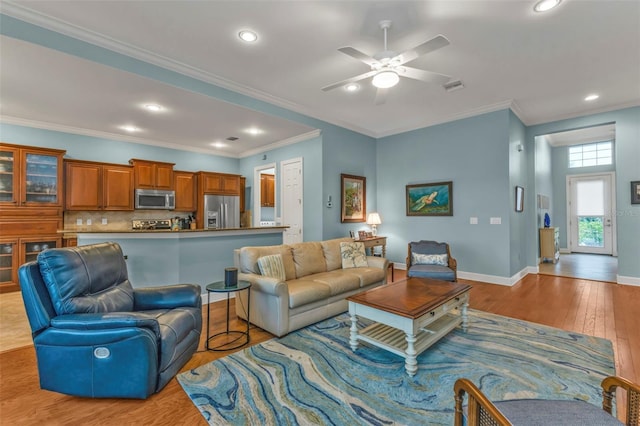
[205,280,251,351]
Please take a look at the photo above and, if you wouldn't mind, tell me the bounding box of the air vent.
[443,80,464,92]
[226,136,239,141]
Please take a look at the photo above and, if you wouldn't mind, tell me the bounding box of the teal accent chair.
[454,376,640,425]
[18,242,202,399]
[406,240,457,281]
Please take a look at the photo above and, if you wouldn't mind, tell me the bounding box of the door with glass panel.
[568,173,614,254]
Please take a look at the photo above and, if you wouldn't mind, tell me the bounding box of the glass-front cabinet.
[0,237,61,290]
[0,240,17,285]
[0,143,64,208]
[23,238,59,263]
[0,147,18,204]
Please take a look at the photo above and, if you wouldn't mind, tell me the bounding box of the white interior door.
[568,173,615,254]
[281,157,303,244]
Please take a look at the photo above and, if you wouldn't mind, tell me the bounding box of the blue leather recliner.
[18,242,202,399]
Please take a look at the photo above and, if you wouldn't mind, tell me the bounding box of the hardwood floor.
[1,269,638,425]
[538,252,618,283]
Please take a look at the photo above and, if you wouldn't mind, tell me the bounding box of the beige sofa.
[234,237,388,337]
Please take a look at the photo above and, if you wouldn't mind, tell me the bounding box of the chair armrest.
[50,312,160,337]
[238,272,288,297]
[601,375,640,418]
[454,378,511,426]
[449,256,457,270]
[133,284,201,310]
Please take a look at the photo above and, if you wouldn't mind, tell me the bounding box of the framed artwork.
[341,174,366,222]
[515,186,524,212]
[631,181,640,204]
[406,181,453,216]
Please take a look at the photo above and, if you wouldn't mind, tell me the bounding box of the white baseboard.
[201,292,234,305]
[617,275,640,286]
[394,263,533,287]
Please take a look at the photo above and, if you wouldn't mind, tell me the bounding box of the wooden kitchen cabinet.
[174,170,196,212]
[129,159,174,190]
[260,173,275,207]
[0,142,65,210]
[0,239,18,290]
[65,160,134,211]
[240,176,246,213]
[198,171,240,195]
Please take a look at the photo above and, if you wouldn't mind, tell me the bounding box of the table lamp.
[367,212,382,237]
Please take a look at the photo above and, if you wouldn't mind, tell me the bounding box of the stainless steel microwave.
[135,189,175,210]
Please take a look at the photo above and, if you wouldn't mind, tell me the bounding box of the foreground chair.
[406,240,457,281]
[454,376,640,425]
[18,242,202,399]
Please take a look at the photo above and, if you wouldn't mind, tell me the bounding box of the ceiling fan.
[322,20,453,105]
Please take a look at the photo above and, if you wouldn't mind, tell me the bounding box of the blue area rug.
[178,310,615,425]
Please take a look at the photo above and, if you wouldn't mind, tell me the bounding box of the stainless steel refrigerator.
[204,195,240,229]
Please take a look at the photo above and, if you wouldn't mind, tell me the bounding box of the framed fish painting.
[406,181,453,216]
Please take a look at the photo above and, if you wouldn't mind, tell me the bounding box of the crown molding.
[526,99,640,127]
[240,130,322,158]
[0,115,239,158]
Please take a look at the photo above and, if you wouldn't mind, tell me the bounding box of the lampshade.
[367,212,382,225]
[371,71,399,89]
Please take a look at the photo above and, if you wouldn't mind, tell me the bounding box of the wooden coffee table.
[347,277,471,377]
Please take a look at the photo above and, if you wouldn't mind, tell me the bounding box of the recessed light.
[245,127,263,136]
[210,141,226,148]
[119,125,140,133]
[534,0,561,12]
[143,104,163,112]
[584,94,600,101]
[344,83,360,92]
[238,30,258,43]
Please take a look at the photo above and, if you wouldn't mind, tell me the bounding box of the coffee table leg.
[349,314,359,351]
[405,333,418,377]
[462,302,469,332]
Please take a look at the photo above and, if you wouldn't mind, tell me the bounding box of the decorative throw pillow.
[257,254,286,281]
[340,242,368,269]
[412,252,448,266]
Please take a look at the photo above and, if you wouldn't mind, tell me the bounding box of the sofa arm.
[133,284,201,310]
[238,272,288,297]
[366,256,389,271]
[51,312,161,337]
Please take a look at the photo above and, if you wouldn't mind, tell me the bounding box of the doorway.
[567,172,616,255]
[253,164,276,227]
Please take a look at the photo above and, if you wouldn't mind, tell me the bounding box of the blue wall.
[508,111,529,276]
[376,110,512,279]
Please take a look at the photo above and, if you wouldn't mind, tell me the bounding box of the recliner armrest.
[51,312,160,337]
[133,284,201,310]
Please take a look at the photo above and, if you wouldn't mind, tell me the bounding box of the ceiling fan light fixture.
[534,0,561,12]
[372,70,399,89]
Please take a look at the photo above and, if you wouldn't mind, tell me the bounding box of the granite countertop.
[60,226,287,236]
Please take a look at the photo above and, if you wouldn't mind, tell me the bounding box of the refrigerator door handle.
[224,203,228,228]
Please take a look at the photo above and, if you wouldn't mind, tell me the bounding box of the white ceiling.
[1,1,639,157]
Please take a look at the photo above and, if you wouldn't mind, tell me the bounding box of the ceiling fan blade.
[374,88,388,105]
[338,47,380,67]
[321,70,378,92]
[395,35,450,65]
[398,66,452,85]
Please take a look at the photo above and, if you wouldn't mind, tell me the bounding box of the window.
[569,141,613,168]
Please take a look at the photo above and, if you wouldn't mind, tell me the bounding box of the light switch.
[470,217,478,225]
[86,219,92,226]
[102,218,108,225]
[490,217,502,225]
[76,218,83,226]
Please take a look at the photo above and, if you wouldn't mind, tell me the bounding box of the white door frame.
[281,157,303,244]
[566,171,617,256]
[253,162,276,228]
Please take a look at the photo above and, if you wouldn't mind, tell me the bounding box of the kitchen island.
[68,227,287,300]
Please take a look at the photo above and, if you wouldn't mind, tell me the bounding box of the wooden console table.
[359,236,386,257]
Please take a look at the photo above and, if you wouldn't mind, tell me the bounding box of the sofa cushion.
[37,242,134,315]
[291,242,327,278]
[412,252,448,266]
[308,271,361,295]
[340,242,368,269]
[239,245,296,280]
[320,237,353,271]
[257,254,286,281]
[343,267,386,287]
[286,278,331,308]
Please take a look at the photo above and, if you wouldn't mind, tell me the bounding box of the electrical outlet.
[102,218,108,225]
[470,217,478,225]
[76,218,83,226]
[86,219,92,226]
[490,217,502,225]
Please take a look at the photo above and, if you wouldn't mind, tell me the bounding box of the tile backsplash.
[64,211,194,231]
